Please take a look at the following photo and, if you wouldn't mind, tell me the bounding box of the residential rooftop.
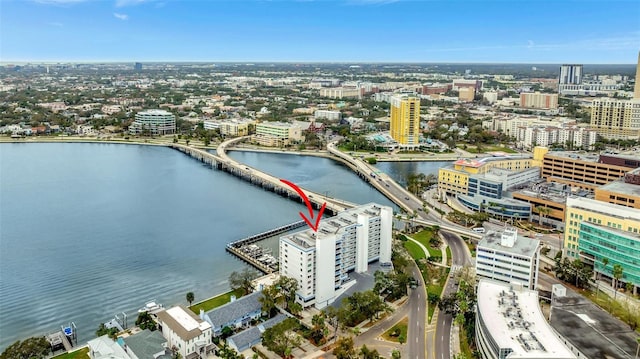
[203,291,262,330]
[122,329,171,359]
[227,314,288,352]
[155,305,211,342]
[477,280,575,359]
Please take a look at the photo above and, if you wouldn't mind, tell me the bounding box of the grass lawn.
[446,247,452,266]
[459,145,517,154]
[404,240,425,261]
[381,317,408,343]
[52,348,89,359]
[189,289,244,314]
[427,267,450,323]
[412,229,441,257]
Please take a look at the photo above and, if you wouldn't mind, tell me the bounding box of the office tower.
[134,62,142,71]
[129,109,176,135]
[390,94,420,147]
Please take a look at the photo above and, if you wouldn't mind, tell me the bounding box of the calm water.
[0,144,430,350]
[374,161,448,185]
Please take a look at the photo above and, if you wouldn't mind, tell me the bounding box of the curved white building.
[129,109,176,135]
[476,279,575,359]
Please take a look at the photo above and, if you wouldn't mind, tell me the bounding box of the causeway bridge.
[169,140,354,215]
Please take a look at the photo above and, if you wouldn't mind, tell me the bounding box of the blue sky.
[1,0,639,63]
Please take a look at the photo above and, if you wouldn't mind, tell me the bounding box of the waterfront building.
[200,291,262,336]
[589,98,640,140]
[203,118,253,137]
[156,306,213,359]
[475,280,576,359]
[476,228,541,289]
[88,335,130,359]
[540,148,631,191]
[122,329,170,359]
[389,94,421,147]
[519,92,558,109]
[279,203,393,309]
[129,109,176,135]
[314,110,342,121]
[226,314,287,353]
[253,121,302,147]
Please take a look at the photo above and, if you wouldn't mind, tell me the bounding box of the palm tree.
[536,206,552,226]
[613,264,624,303]
[186,292,194,306]
[597,257,609,299]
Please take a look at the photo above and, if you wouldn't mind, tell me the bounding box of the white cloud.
[33,0,89,5]
[47,21,65,27]
[113,12,129,20]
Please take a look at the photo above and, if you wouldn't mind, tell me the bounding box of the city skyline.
[1,0,639,63]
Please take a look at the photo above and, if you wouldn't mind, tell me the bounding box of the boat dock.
[226,220,306,273]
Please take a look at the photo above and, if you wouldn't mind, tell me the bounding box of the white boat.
[138,300,164,313]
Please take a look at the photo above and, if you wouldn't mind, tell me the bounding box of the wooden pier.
[225,220,306,274]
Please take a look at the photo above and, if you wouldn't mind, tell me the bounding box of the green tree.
[597,257,609,298]
[359,345,380,359]
[186,292,194,306]
[1,337,51,359]
[333,337,356,359]
[262,318,301,358]
[391,349,401,359]
[96,323,119,339]
[136,311,157,331]
[229,268,259,295]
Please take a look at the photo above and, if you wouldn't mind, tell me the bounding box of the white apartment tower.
[279,203,393,309]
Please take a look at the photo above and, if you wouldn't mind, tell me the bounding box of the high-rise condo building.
[559,64,583,85]
[589,98,640,140]
[279,203,393,309]
[390,94,420,147]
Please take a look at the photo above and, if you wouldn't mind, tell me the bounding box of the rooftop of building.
[453,154,532,168]
[123,329,171,359]
[513,181,571,204]
[227,314,288,352]
[137,109,173,115]
[566,196,640,221]
[478,228,540,257]
[203,118,254,124]
[204,291,262,330]
[543,150,600,163]
[550,285,640,359]
[281,203,390,249]
[155,305,211,342]
[256,121,300,128]
[598,179,640,197]
[87,335,130,359]
[476,280,575,358]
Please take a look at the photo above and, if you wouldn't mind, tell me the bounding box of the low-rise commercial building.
[253,122,303,147]
[475,280,576,359]
[129,109,176,135]
[476,228,541,289]
[156,306,213,359]
[279,203,393,309]
[203,118,253,137]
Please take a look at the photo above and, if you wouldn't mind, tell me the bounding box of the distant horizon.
[1,61,636,65]
[2,0,638,64]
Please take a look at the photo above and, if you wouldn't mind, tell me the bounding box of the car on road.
[472,227,485,233]
[405,196,409,200]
